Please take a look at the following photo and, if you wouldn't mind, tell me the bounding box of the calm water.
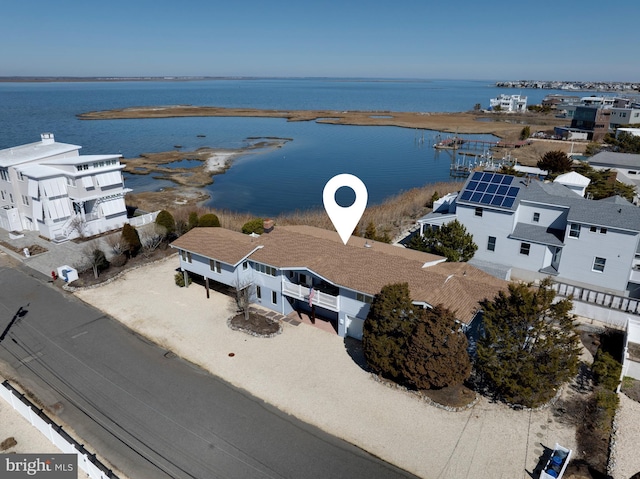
[0,78,570,215]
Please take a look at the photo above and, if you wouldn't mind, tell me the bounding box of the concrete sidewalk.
[74,255,579,479]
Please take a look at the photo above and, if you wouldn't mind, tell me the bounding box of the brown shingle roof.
[171,226,507,324]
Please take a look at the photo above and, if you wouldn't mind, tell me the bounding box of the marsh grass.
[173,181,461,240]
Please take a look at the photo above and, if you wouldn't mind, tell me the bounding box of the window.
[520,242,530,256]
[569,223,581,238]
[299,273,307,285]
[271,291,277,305]
[66,177,76,187]
[593,257,606,272]
[181,250,192,263]
[590,226,597,232]
[356,293,373,304]
[475,207,483,217]
[487,236,496,251]
[9,193,13,204]
[0,169,8,181]
[209,259,221,273]
[256,263,276,276]
[600,227,607,234]
[1,191,4,200]
[17,172,25,181]
[532,212,540,223]
[242,261,248,270]
[256,286,262,299]
[21,195,29,206]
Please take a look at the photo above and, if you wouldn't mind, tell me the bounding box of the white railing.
[129,211,159,227]
[552,281,640,315]
[0,380,118,479]
[281,281,339,311]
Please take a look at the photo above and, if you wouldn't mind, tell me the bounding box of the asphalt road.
[0,258,417,479]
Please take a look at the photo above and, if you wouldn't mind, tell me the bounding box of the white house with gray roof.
[0,133,130,242]
[418,172,640,299]
[586,152,640,205]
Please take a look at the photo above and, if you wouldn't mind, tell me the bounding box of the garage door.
[346,316,364,340]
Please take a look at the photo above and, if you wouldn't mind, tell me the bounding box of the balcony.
[281,281,340,312]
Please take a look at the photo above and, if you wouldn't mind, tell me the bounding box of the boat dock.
[434,137,531,150]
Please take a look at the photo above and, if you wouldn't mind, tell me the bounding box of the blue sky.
[1,0,638,81]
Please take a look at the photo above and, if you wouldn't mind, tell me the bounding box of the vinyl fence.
[128,210,159,227]
[0,380,119,479]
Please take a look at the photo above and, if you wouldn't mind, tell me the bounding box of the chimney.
[40,133,55,145]
[263,218,274,233]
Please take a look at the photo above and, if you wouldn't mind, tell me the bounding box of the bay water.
[0,78,569,215]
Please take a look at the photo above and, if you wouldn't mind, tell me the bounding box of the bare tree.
[69,215,89,239]
[105,231,127,255]
[233,280,255,321]
[139,224,166,257]
[82,241,109,279]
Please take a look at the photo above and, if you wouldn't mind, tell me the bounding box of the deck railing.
[281,281,339,311]
[552,281,640,316]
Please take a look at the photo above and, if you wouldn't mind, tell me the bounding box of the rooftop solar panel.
[502,197,516,208]
[459,173,520,209]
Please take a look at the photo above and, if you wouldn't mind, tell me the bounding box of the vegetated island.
[84,106,579,211]
[122,137,290,211]
[78,105,566,140]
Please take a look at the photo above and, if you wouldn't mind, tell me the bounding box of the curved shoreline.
[78,105,567,140]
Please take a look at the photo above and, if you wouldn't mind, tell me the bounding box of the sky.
[1,0,638,81]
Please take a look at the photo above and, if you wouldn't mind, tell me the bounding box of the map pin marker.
[323,174,368,245]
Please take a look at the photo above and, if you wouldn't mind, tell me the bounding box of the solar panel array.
[458,172,520,209]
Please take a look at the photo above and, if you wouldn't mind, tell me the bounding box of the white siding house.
[418,172,640,299]
[0,133,130,241]
[489,94,528,112]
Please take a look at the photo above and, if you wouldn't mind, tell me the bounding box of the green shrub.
[188,211,199,230]
[242,218,264,235]
[592,350,622,391]
[155,210,176,234]
[198,213,221,227]
[174,272,191,287]
[121,223,141,257]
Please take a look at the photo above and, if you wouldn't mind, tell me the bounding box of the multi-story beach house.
[170,224,506,340]
[418,172,640,300]
[0,133,130,241]
[488,94,527,112]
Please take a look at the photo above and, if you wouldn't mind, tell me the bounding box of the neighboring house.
[170,224,507,340]
[587,152,640,205]
[609,107,640,130]
[617,127,640,138]
[489,94,527,112]
[417,172,640,299]
[0,133,130,241]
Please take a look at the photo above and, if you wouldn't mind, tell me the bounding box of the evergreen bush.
[188,211,199,230]
[174,272,191,287]
[242,218,264,235]
[155,210,176,234]
[121,223,142,257]
[198,213,221,227]
[592,350,622,391]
